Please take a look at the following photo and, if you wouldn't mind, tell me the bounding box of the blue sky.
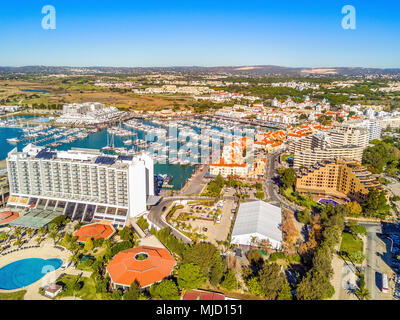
[0,0,399,68]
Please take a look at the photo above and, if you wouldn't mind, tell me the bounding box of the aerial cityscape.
[1,0,400,307]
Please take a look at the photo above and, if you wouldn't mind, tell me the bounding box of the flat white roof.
[232,200,282,243]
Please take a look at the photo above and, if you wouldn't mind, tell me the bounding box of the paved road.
[263,150,303,212]
[361,222,393,300]
[181,165,209,196]
[147,199,188,243]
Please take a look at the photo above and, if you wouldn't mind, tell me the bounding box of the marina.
[0,114,265,190]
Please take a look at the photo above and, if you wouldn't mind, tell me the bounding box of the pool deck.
[0,242,90,300]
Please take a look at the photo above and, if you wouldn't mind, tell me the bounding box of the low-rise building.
[230,201,282,249]
[106,246,176,289]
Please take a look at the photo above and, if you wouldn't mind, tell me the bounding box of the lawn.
[339,232,365,263]
[56,275,106,300]
[0,290,27,300]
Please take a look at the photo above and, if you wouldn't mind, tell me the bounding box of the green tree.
[177,263,207,290]
[354,286,370,300]
[297,209,311,224]
[48,231,58,245]
[84,238,94,251]
[247,277,262,296]
[220,270,237,291]
[150,280,180,300]
[137,217,149,231]
[256,192,265,200]
[13,229,21,238]
[258,263,286,300]
[123,281,140,300]
[119,227,135,242]
[66,278,81,298]
[0,232,8,242]
[69,253,81,267]
[312,245,333,278]
[183,243,224,282]
[296,270,335,300]
[26,229,34,238]
[95,278,108,294]
[112,289,122,300]
[277,281,293,300]
[280,168,296,190]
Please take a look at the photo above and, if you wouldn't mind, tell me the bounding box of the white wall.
[128,162,147,218]
[231,233,282,250]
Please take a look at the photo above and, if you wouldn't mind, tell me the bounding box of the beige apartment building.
[295,160,387,203]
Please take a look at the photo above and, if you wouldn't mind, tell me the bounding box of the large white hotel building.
[6,144,154,227]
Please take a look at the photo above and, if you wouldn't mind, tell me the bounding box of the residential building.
[295,160,388,203]
[6,144,154,227]
[289,127,369,169]
[55,102,126,126]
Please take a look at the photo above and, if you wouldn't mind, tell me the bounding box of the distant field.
[0,79,193,111]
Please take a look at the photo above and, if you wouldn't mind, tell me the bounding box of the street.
[361,223,393,300]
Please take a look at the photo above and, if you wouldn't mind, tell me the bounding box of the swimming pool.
[318,198,339,206]
[0,258,63,290]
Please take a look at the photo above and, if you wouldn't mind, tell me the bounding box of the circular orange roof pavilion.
[73,222,116,243]
[106,246,177,288]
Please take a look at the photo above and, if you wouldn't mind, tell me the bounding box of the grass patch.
[339,232,365,263]
[0,290,27,300]
[56,275,106,300]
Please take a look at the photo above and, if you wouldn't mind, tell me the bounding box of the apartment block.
[6,144,154,227]
[289,127,369,169]
[295,160,386,203]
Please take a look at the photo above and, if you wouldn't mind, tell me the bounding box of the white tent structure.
[231,201,282,249]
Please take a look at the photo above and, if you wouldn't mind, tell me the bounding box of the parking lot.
[381,223,400,299]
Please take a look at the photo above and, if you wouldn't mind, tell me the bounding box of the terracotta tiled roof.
[0,211,19,226]
[183,290,225,300]
[107,246,176,288]
[73,223,116,243]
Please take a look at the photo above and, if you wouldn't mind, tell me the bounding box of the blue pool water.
[318,199,339,206]
[0,258,63,290]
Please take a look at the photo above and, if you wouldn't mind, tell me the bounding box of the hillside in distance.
[0,65,400,77]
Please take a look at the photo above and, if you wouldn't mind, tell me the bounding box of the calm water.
[0,258,63,290]
[0,116,195,190]
[21,90,51,93]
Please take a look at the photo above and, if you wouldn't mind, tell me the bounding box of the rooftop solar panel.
[117,155,133,161]
[95,156,116,165]
[36,148,56,160]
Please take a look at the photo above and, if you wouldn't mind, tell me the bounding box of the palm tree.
[48,231,57,245]
[26,229,34,239]
[69,253,81,267]
[355,287,370,300]
[13,229,21,238]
